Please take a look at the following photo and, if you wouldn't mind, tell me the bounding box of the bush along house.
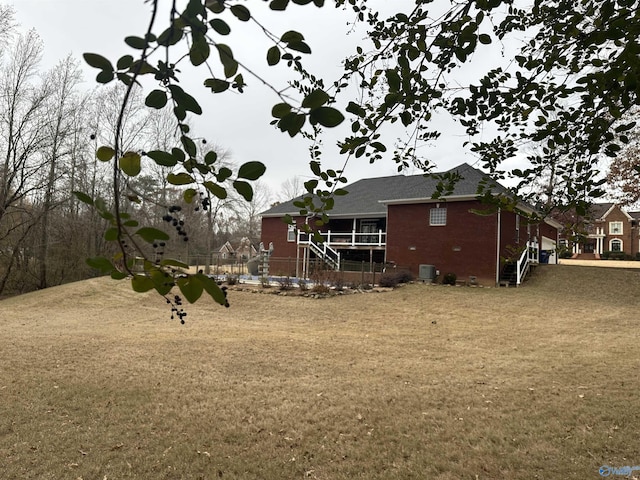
[260,163,561,286]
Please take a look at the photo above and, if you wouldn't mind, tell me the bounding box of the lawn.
[1,265,639,479]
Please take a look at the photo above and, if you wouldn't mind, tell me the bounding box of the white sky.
[10,0,513,195]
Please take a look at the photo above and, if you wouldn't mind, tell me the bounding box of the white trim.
[609,221,624,235]
[609,238,623,252]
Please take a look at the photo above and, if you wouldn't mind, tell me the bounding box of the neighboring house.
[562,203,640,257]
[218,241,235,260]
[260,163,561,286]
[235,237,258,260]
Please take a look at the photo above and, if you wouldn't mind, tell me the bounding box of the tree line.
[0,7,279,297]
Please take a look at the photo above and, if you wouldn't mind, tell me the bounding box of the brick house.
[562,203,640,258]
[260,163,561,286]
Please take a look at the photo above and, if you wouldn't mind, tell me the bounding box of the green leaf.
[132,275,155,293]
[204,181,228,199]
[190,32,210,66]
[287,41,311,54]
[230,4,251,21]
[72,191,94,206]
[111,270,127,280]
[237,161,266,180]
[177,275,204,303]
[281,31,304,43]
[96,146,115,162]
[278,112,306,137]
[346,101,366,117]
[119,151,142,177]
[270,0,290,10]
[215,44,238,78]
[83,53,113,71]
[146,150,177,167]
[310,107,345,127]
[204,151,218,165]
[209,18,231,35]
[96,70,115,84]
[104,227,119,241]
[116,55,134,69]
[204,78,230,93]
[168,84,203,115]
[267,46,281,66]
[184,188,198,204]
[135,227,170,243]
[167,173,195,185]
[145,89,168,109]
[233,180,254,201]
[157,25,184,46]
[271,103,292,118]
[150,269,173,296]
[216,167,233,182]
[195,272,228,305]
[478,33,492,44]
[86,256,114,273]
[124,36,147,49]
[302,89,330,109]
[205,0,225,13]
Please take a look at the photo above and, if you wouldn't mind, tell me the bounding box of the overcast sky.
[10,0,507,196]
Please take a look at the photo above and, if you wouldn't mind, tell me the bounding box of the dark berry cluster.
[167,294,187,323]
[162,205,189,242]
[153,241,167,263]
[193,191,211,212]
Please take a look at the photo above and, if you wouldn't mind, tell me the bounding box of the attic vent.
[419,264,436,281]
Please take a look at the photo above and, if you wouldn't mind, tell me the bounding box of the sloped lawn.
[1,265,639,479]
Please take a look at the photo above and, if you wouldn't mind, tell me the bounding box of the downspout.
[496,208,501,286]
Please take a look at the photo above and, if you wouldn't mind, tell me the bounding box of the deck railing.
[297,230,386,247]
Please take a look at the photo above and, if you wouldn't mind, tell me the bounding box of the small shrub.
[260,276,271,288]
[603,250,625,260]
[312,283,331,294]
[559,249,573,259]
[395,270,414,283]
[297,278,308,291]
[443,272,457,285]
[378,272,400,288]
[226,275,238,286]
[332,276,345,291]
[277,276,294,291]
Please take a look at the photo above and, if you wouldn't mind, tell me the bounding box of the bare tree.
[35,55,83,288]
[0,30,49,294]
[278,177,305,203]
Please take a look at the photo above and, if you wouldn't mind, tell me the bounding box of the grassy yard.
[1,265,639,479]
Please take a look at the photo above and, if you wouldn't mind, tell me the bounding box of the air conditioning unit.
[419,264,436,282]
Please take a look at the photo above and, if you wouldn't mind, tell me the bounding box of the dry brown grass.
[1,264,640,479]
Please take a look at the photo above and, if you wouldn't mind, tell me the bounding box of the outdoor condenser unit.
[419,264,436,282]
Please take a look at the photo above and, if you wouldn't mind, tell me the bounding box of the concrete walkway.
[558,259,640,269]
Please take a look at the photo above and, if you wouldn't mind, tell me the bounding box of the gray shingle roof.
[261,163,507,218]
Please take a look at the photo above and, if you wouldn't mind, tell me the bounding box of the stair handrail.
[308,235,340,270]
[516,241,534,285]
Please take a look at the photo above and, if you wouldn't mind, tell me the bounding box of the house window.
[430,207,447,226]
[609,221,623,235]
[610,239,622,252]
[287,224,296,242]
